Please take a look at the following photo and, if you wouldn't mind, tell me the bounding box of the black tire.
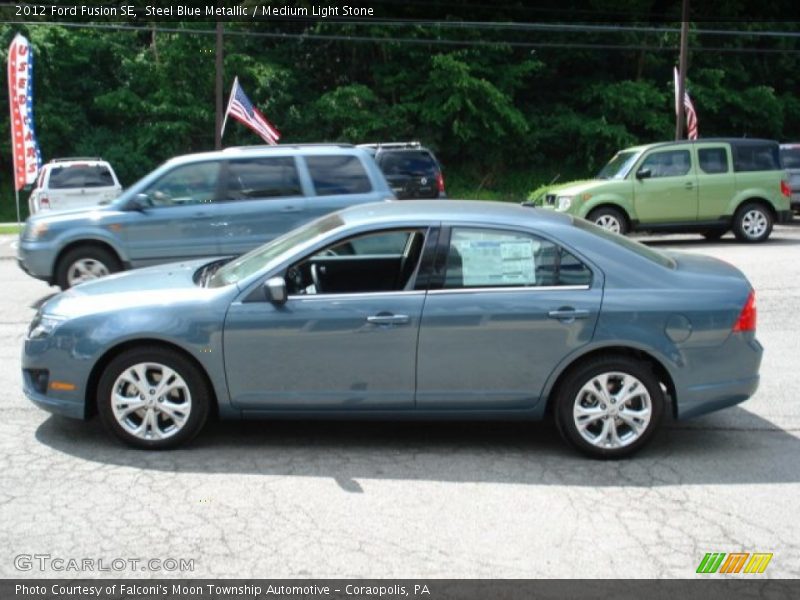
[587,207,629,235]
[702,230,726,241]
[554,356,665,459]
[55,245,121,289]
[97,346,211,450]
[732,202,773,243]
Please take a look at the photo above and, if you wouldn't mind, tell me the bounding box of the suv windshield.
[208,213,345,287]
[596,150,640,180]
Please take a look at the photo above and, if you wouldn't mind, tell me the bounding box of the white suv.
[28,158,122,214]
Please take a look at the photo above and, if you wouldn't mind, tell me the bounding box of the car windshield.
[596,150,640,180]
[207,213,345,288]
[780,146,800,169]
[573,218,676,269]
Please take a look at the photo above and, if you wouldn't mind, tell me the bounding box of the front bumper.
[22,339,91,420]
[17,239,56,283]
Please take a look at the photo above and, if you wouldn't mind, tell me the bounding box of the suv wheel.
[733,203,772,243]
[588,207,628,235]
[555,356,665,459]
[56,245,121,289]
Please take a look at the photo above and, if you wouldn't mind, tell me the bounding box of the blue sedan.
[21,201,762,458]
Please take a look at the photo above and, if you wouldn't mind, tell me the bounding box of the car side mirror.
[264,277,287,305]
[128,193,150,211]
[636,168,652,180]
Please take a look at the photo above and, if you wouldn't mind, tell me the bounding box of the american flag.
[222,77,281,145]
[674,67,699,140]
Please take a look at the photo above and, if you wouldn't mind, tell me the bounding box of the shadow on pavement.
[34,406,800,490]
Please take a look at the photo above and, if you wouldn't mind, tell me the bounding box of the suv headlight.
[23,222,49,241]
[27,314,63,340]
[556,195,573,211]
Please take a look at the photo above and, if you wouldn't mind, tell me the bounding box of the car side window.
[141,161,221,207]
[286,229,427,295]
[443,228,591,289]
[698,148,729,174]
[221,157,302,200]
[639,150,692,178]
[305,155,372,196]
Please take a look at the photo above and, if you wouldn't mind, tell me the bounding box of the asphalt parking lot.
[1,224,799,579]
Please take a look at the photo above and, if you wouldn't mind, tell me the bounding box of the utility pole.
[675,0,690,140]
[214,20,224,150]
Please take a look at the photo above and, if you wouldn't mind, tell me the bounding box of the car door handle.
[685,181,694,190]
[210,221,229,227]
[548,308,590,320]
[282,205,301,212]
[366,314,410,325]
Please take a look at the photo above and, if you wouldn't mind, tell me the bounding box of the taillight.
[733,290,757,333]
[437,172,445,193]
[39,195,50,209]
[781,180,791,198]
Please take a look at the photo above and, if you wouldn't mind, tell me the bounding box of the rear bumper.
[676,374,759,419]
[777,209,794,223]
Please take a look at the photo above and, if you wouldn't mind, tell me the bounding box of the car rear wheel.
[588,207,628,235]
[97,346,211,449]
[733,203,773,243]
[56,245,121,289]
[555,356,665,459]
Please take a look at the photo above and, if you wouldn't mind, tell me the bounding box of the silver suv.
[18,145,394,289]
[28,158,122,214]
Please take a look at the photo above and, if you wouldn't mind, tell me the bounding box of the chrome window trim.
[428,285,590,295]
[286,290,426,301]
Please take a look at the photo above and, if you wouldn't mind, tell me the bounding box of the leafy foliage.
[0,12,798,218]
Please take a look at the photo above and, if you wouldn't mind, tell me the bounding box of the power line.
[6,21,800,54]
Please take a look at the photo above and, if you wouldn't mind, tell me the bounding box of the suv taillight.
[437,172,445,193]
[781,180,791,198]
[733,290,757,333]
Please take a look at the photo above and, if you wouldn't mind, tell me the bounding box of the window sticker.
[453,233,538,286]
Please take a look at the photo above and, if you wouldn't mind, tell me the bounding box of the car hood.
[545,179,622,197]
[42,259,227,318]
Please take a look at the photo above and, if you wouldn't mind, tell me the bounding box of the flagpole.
[219,76,237,140]
[214,20,224,150]
[675,0,690,140]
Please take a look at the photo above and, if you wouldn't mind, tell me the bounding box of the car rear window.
[48,165,115,189]
[732,142,780,172]
[379,151,438,176]
[573,218,676,269]
[780,146,800,169]
[305,155,372,196]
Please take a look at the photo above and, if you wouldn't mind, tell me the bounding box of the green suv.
[537,139,793,242]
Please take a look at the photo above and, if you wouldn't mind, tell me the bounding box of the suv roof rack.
[357,142,422,150]
[49,157,103,163]
[222,143,354,152]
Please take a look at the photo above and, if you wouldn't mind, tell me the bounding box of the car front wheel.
[97,346,211,449]
[733,203,773,243]
[555,356,665,459]
[56,245,121,289]
[588,207,628,235]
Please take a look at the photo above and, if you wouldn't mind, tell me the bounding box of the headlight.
[27,314,63,340]
[23,222,49,241]
[556,195,573,211]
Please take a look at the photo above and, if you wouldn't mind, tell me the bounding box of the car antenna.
[549,173,560,185]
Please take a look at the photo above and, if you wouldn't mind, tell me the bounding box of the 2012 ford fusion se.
[22,200,762,458]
